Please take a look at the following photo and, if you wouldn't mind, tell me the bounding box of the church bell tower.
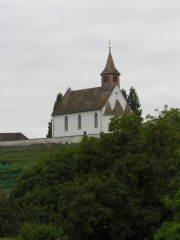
[101,45,121,91]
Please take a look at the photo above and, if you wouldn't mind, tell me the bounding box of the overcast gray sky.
[0,0,179,138]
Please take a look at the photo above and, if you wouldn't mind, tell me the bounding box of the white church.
[52,48,131,138]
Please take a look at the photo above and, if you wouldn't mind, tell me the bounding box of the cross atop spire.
[108,40,111,53]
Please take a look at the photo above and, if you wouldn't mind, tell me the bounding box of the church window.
[104,76,108,82]
[65,116,68,131]
[94,112,98,128]
[78,114,81,129]
[113,76,117,82]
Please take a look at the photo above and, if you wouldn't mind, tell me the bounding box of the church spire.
[101,43,120,76]
[101,44,121,91]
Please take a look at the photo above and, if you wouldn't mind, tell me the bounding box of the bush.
[0,191,21,238]
[19,223,64,240]
[0,238,22,240]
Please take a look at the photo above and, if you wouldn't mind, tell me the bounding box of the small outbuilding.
[0,133,28,142]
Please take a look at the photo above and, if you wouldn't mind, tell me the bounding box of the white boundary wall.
[0,134,99,147]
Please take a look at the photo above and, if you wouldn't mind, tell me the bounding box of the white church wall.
[101,85,127,132]
[106,85,127,110]
[53,110,101,137]
[101,115,112,133]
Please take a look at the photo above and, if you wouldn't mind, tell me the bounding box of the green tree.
[0,191,21,238]
[46,119,52,138]
[0,238,21,240]
[121,88,128,101]
[53,92,63,112]
[127,86,142,116]
[47,92,63,138]
[14,108,180,240]
[19,223,63,240]
[13,146,74,225]
[154,188,180,240]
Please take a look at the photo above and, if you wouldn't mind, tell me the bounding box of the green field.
[0,144,61,189]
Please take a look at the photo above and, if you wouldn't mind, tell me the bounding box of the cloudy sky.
[0,0,179,138]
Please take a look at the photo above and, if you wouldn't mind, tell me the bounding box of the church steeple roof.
[101,47,120,76]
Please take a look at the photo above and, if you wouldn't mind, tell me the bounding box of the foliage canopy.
[12,108,180,240]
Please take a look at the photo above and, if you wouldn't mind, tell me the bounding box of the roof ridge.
[70,86,101,92]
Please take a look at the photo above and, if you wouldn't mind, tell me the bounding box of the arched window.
[78,114,81,129]
[65,116,68,131]
[94,112,98,128]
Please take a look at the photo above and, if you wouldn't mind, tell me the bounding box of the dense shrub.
[19,223,63,240]
[13,108,180,240]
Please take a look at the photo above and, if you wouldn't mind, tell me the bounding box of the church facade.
[52,48,131,138]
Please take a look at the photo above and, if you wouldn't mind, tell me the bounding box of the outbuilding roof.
[0,133,28,142]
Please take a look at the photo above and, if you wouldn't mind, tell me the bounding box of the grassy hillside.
[0,144,61,189]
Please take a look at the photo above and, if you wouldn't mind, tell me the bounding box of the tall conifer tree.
[127,86,142,116]
[121,88,128,101]
[47,92,63,138]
